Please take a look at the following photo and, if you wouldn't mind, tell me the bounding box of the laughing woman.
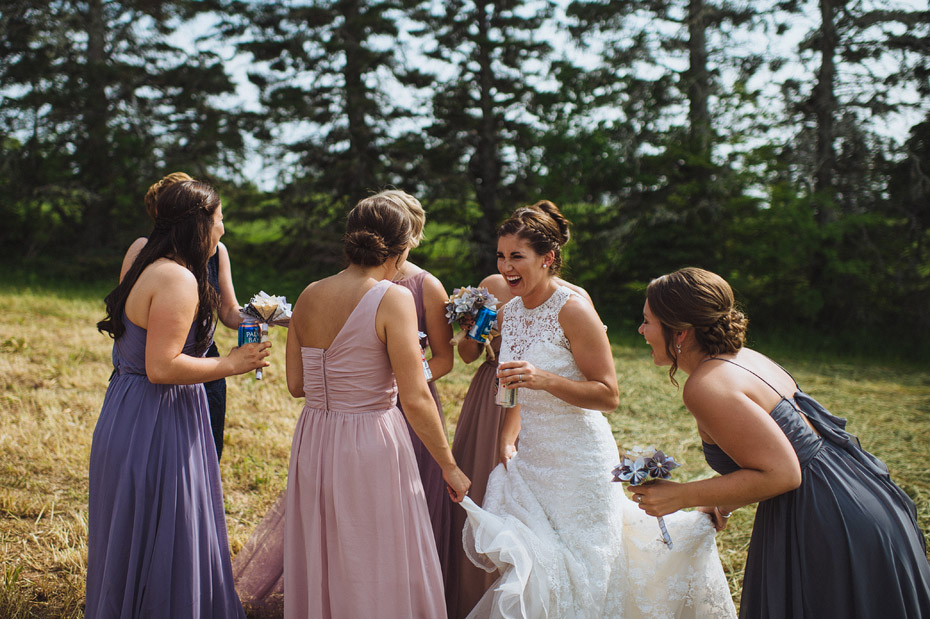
[635,267,930,618]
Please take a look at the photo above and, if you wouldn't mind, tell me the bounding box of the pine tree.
[0,0,246,255]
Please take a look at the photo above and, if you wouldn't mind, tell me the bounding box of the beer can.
[238,319,261,347]
[495,378,518,408]
[467,307,497,343]
[418,331,432,381]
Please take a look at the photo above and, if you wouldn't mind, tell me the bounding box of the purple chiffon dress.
[283,281,446,618]
[395,271,454,587]
[86,316,244,618]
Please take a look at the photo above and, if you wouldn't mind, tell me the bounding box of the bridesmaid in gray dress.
[635,267,930,618]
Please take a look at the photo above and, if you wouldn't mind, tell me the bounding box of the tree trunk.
[686,0,711,160]
[814,0,839,222]
[472,0,501,274]
[341,0,378,204]
[81,0,110,246]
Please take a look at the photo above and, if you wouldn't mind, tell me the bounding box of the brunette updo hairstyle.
[98,180,221,355]
[374,189,426,248]
[497,200,571,274]
[143,171,194,220]
[344,196,412,267]
[646,267,749,385]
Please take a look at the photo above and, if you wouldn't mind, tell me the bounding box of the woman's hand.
[499,441,517,467]
[628,479,685,518]
[498,360,545,390]
[697,505,730,531]
[443,466,471,503]
[228,341,272,375]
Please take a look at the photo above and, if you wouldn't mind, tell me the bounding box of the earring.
[542,263,549,269]
[676,343,681,355]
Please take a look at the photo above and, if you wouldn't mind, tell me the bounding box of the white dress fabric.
[461,286,736,619]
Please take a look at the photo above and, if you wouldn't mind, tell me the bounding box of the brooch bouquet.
[612,445,680,548]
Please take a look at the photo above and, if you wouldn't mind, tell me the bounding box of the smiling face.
[638,299,672,366]
[497,234,554,301]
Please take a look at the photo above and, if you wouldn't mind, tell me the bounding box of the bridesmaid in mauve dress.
[378,188,457,591]
[282,195,470,618]
[87,181,270,618]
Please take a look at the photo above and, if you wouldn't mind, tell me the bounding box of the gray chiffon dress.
[703,359,930,618]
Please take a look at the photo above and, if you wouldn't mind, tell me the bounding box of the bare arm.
[214,242,241,330]
[379,287,470,501]
[136,262,269,384]
[634,368,802,518]
[498,296,619,412]
[421,273,454,380]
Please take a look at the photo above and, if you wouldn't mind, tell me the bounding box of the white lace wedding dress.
[461,286,736,619]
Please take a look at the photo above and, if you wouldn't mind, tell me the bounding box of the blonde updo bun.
[498,199,572,274]
[343,196,411,267]
[646,267,749,384]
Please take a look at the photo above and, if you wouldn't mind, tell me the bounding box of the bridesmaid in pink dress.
[446,269,591,618]
[283,195,470,618]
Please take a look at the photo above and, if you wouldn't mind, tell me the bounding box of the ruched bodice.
[300,282,397,412]
[703,396,824,475]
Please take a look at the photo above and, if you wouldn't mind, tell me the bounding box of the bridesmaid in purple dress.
[283,195,470,618]
[87,181,270,618]
[377,189,456,589]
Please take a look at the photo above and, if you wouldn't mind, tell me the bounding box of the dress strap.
[702,357,790,400]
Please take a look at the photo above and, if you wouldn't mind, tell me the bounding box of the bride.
[460,201,736,618]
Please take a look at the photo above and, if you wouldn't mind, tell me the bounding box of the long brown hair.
[646,267,748,385]
[98,181,220,355]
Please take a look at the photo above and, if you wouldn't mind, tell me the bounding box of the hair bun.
[344,229,391,266]
[531,200,570,246]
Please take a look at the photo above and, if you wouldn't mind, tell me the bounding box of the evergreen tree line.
[1,0,928,335]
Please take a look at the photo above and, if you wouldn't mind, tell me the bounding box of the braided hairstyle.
[646,267,748,385]
[497,200,571,274]
[98,180,221,355]
[343,195,412,267]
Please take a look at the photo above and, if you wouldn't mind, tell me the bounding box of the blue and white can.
[467,307,497,343]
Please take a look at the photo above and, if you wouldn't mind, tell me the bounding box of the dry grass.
[1,286,928,616]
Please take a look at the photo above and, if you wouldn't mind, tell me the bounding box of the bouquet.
[240,291,292,328]
[611,445,680,549]
[445,286,500,354]
[239,291,292,379]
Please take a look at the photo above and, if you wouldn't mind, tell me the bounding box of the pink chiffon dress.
[283,280,447,618]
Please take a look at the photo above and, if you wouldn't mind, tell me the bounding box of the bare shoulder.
[479,274,510,299]
[422,271,448,298]
[558,292,600,325]
[556,278,592,304]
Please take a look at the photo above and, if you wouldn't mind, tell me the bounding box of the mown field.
[1,283,928,617]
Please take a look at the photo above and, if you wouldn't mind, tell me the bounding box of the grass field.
[1,283,928,617]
